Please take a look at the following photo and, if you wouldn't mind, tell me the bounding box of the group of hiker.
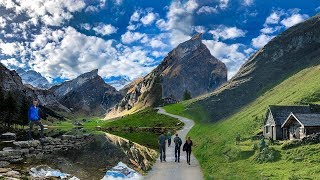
[158,131,193,165]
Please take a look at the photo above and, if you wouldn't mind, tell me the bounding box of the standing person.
[158,131,166,162]
[28,99,44,140]
[167,131,172,147]
[173,133,182,162]
[183,136,193,165]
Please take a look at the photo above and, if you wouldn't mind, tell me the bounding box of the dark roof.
[268,105,311,125]
[292,113,320,127]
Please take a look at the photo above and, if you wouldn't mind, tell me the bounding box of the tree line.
[0,88,29,128]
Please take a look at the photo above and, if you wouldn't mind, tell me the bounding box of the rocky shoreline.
[0,134,94,179]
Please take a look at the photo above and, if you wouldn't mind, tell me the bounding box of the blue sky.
[0,0,319,89]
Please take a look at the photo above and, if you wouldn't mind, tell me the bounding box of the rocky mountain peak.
[105,34,227,119]
[78,69,99,79]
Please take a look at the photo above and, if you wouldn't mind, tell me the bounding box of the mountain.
[49,69,123,116]
[107,76,131,91]
[105,33,227,119]
[186,14,320,123]
[16,68,53,89]
[0,63,66,119]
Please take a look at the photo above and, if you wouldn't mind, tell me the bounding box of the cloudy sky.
[0,0,319,89]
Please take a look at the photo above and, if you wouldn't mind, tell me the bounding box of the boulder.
[0,167,11,173]
[4,170,21,178]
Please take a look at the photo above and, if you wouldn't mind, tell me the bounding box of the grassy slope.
[164,65,320,179]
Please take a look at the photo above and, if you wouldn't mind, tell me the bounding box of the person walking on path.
[183,136,193,165]
[28,99,44,140]
[167,131,172,147]
[173,133,182,162]
[158,132,166,162]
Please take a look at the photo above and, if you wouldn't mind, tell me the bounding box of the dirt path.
[144,107,203,180]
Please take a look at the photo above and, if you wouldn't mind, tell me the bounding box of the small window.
[265,126,269,133]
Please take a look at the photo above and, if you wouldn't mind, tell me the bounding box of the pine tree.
[19,95,30,128]
[183,90,192,101]
[4,91,18,127]
[0,88,5,124]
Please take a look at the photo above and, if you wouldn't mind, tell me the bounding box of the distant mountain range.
[16,68,54,89]
[105,33,227,119]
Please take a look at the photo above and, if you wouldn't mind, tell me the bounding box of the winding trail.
[144,107,203,180]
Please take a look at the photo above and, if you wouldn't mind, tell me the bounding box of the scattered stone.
[0,132,16,142]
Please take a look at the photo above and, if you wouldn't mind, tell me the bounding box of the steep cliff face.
[106,34,227,119]
[50,69,122,116]
[0,63,68,118]
[188,14,320,122]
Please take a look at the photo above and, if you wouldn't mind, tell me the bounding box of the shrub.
[254,146,277,163]
[281,140,302,150]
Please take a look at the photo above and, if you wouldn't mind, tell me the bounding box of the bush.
[254,146,277,163]
[281,140,302,150]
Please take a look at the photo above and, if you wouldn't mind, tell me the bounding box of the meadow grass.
[164,65,320,179]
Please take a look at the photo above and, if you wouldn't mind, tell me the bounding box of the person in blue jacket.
[28,99,44,140]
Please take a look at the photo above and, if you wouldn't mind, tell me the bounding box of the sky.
[0,0,319,89]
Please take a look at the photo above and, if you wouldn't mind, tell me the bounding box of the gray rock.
[0,161,10,168]
[61,135,76,140]
[4,170,20,178]
[0,132,16,142]
[13,140,40,148]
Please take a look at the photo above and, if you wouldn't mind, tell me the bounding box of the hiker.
[158,131,166,162]
[167,131,172,147]
[173,133,182,162]
[28,99,44,140]
[183,136,193,165]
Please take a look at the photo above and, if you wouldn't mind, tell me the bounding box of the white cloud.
[140,12,157,25]
[0,0,86,26]
[121,31,147,44]
[203,40,247,78]
[209,26,246,40]
[0,41,19,56]
[194,26,206,33]
[251,34,274,48]
[280,13,309,28]
[0,17,6,28]
[155,19,169,31]
[260,26,282,34]
[80,23,91,31]
[26,27,156,83]
[265,11,283,25]
[219,0,229,9]
[0,58,25,68]
[197,6,218,14]
[130,10,141,22]
[243,0,254,6]
[165,0,198,46]
[92,24,118,36]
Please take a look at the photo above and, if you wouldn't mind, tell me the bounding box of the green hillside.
[164,65,320,179]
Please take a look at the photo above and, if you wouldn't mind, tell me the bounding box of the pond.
[0,127,158,179]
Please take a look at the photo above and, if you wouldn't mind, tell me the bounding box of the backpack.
[183,142,187,151]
